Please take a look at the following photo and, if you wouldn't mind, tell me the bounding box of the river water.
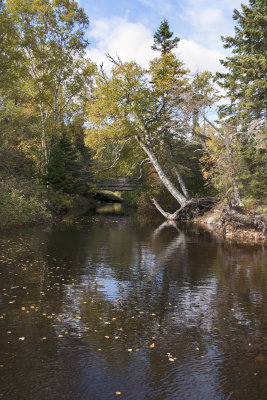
[0,210,266,400]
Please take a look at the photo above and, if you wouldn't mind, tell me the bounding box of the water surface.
[0,214,266,400]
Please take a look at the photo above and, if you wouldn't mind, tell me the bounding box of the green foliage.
[217,0,267,121]
[3,0,96,169]
[0,178,50,226]
[151,19,179,54]
[46,130,89,195]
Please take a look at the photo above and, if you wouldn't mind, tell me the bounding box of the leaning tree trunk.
[135,136,217,220]
[135,136,187,207]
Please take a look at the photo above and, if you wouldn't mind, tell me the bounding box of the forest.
[0,0,266,228]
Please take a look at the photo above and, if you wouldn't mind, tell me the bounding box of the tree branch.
[96,137,133,173]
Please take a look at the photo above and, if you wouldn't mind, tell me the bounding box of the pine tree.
[151,19,179,54]
[46,132,83,195]
[217,0,267,122]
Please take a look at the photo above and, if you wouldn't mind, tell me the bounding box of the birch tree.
[5,0,95,170]
[86,24,216,219]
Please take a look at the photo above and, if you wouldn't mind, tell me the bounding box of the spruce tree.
[151,19,179,54]
[46,132,83,195]
[217,0,267,122]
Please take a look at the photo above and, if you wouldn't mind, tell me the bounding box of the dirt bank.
[195,204,267,244]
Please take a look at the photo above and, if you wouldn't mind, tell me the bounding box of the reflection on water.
[96,203,124,215]
[0,216,266,400]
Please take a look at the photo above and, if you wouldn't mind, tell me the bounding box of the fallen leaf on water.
[58,335,63,338]
[97,348,102,351]
[149,343,155,349]
[195,347,200,351]
[19,337,25,341]
[168,358,175,362]
[41,337,47,340]
[127,349,132,352]
[115,392,121,396]
[112,318,116,321]
[21,307,26,311]
[255,354,266,362]
[105,336,110,339]
[151,313,156,316]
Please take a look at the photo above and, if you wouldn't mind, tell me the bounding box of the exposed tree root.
[152,197,218,220]
[222,208,267,236]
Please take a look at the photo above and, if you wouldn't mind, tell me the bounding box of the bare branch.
[106,53,122,66]
[199,110,221,134]
[95,137,133,173]
[136,158,151,180]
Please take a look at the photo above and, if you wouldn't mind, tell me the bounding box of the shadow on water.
[0,214,266,400]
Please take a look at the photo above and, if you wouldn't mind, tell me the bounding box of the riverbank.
[195,204,267,244]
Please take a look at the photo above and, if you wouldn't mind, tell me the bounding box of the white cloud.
[86,17,226,74]
[87,17,154,69]
[178,0,248,46]
[177,40,225,73]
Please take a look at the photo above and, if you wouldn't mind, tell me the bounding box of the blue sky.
[79,0,247,73]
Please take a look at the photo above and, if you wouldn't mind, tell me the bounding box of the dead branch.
[95,137,133,173]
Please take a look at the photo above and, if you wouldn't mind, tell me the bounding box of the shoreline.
[194,205,267,244]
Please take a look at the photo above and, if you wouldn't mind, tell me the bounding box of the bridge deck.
[97,178,137,191]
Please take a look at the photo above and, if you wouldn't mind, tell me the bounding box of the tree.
[151,19,179,54]
[206,0,267,206]
[217,0,267,122]
[5,0,95,170]
[86,23,216,219]
[46,130,83,195]
[0,0,21,91]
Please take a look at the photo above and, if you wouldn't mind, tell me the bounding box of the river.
[0,208,266,400]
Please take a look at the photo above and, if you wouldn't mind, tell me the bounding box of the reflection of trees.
[209,243,267,400]
[1,222,266,399]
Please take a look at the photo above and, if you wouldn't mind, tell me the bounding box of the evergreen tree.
[46,132,84,195]
[151,19,179,54]
[217,0,267,122]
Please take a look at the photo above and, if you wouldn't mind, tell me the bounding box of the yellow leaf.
[149,343,155,349]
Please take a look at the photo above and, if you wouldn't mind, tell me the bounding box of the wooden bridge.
[97,178,137,192]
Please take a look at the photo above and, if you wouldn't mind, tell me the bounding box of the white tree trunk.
[136,136,187,206]
[173,167,190,200]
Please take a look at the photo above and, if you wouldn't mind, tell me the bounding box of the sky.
[79,0,247,74]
